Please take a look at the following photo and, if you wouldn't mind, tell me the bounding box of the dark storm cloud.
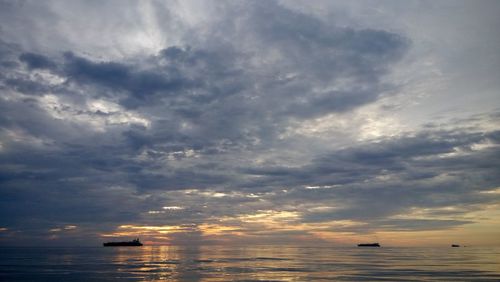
[56,45,250,110]
[19,52,56,70]
[62,51,198,107]
[3,77,54,96]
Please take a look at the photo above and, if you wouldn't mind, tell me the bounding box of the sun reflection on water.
[96,245,500,281]
[3,245,498,281]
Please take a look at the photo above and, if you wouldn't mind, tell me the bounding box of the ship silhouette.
[357,243,380,247]
[103,238,143,247]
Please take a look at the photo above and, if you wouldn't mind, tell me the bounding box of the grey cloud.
[19,52,56,70]
[60,45,249,110]
[4,78,52,96]
[321,219,474,233]
[243,126,500,230]
[245,129,499,187]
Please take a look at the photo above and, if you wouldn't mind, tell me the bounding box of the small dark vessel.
[103,238,143,247]
[357,243,380,247]
[451,244,460,247]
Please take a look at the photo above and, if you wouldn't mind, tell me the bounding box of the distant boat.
[103,238,143,247]
[357,243,380,247]
[451,244,460,247]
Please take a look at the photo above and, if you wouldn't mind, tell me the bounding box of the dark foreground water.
[1,246,499,281]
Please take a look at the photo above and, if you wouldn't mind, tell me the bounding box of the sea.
[1,246,499,281]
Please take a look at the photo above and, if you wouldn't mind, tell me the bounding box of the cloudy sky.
[0,0,499,247]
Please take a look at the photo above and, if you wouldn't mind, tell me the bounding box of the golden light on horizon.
[198,224,245,236]
[100,224,190,239]
[96,199,500,247]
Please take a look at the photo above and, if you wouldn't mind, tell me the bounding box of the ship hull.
[103,242,143,247]
[357,243,380,247]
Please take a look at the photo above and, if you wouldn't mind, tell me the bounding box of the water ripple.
[1,246,499,281]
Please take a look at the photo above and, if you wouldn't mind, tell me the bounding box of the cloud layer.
[0,0,499,246]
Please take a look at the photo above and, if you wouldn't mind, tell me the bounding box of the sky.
[0,0,499,247]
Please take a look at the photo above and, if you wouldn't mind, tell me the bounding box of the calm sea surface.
[1,246,499,281]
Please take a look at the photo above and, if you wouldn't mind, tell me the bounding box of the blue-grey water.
[1,246,499,281]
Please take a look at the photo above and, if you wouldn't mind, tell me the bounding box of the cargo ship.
[357,243,380,247]
[103,238,143,247]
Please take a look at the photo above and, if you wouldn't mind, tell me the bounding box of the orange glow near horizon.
[97,202,500,247]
